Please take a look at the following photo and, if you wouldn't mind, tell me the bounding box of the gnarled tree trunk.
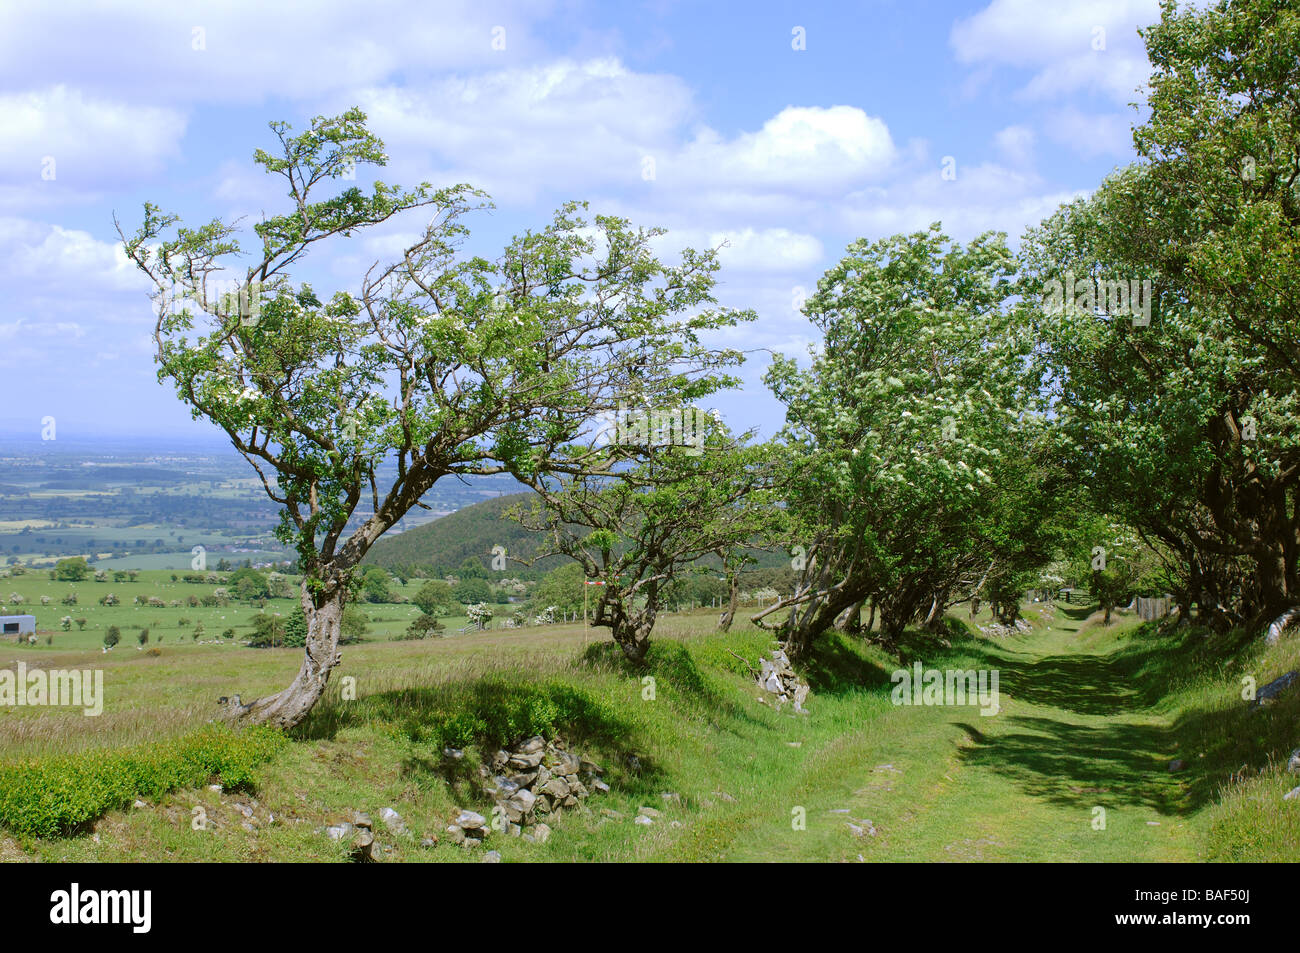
[223,577,346,729]
[716,572,740,633]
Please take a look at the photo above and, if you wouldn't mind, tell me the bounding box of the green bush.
[0,724,286,838]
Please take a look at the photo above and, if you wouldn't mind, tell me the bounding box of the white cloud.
[842,161,1084,243]
[349,58,696,203]
[0,1,555,104]
[0,217,143,293]
[994,125,1036,167]
[670,106,896,195]
[654,227,824,273]
[951,0,1160,104]
[1040,107,1136,158]
[0,86,187,187]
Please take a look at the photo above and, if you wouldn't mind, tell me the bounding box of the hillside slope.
[365,492,565,573]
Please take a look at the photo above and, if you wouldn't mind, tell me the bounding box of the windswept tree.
[118,109,750,727]
[759,226,1055,656]
[510,424,775,661]
[1026,0,1300,636]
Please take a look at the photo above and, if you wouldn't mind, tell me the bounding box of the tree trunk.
[716,573,740,633]
[834,599,863,634]
[224,579,345,729]
[613,608,655,661]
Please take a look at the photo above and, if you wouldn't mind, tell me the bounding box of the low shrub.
[0,724,287,838]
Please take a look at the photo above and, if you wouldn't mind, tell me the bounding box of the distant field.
[0,570,493,652]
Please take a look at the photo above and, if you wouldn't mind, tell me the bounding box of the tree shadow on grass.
[953,716,1195,815]
[801,633,895,695]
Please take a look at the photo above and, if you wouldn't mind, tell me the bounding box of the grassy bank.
[1,604,1297,861]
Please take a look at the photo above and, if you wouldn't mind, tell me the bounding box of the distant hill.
[365,493,569,575]
[365,491,794,578]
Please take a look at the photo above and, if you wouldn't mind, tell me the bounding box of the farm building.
[1,614,36,637]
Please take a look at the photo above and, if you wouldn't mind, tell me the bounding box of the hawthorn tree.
[510,425,775,661]
[1029,0,1300,635]
[119,109,749,727]
[758,226,1056,656]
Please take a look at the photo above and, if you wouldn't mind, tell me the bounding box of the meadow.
[2,571,1297,862]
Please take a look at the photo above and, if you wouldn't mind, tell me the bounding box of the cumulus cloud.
[0,0,555,104]
[0,217,144,294]
[0,86,187,187]
[950,0,1160,104]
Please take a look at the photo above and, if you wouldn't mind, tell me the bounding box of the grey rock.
[241,821,257,833]
[508,751,545,769]
[600,808,624,820]
[570,781,589,799]
[637,806,662,818]
[508,788,537,814]
[534,765,552,788]
[492,750,509,770]
[443,746,465,760]
[1253,671,1299,708]
[207,784,223,793]
[592,779,611,795]
[1284,786,1300,802]
[634,814,654,826]
[353,811,373,830]
[483,850,502,863]
[326,822,355,841]
[661,791,681,804]
[1287,748,1300,774]
[444,824,466,845]
[518,735,546,755]
[531,822,551,844]
[493,775,521,796]
[420,837,437,848]
[552,752,581,776]
[541,777,571,799]
[455,809,487,830]
[380,807,407,834]
[132,799,148,810]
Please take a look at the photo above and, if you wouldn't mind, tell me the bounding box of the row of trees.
[122,0,1295,728]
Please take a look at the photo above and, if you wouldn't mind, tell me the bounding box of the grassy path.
[713,607,1206,862]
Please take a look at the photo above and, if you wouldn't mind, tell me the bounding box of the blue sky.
[0,0,1178,443]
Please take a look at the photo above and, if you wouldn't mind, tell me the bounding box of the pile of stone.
[979,619,1033,638]
[442,735,607,847]
[758,647,810,714]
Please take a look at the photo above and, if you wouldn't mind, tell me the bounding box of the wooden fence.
[1134,595,1174,621]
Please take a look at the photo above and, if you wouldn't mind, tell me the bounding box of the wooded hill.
[364,491,793,580]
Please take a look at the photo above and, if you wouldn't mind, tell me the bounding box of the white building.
[1,614,37,637]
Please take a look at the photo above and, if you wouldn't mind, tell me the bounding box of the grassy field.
[1,582,1297,862]
[0,570,483,652]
